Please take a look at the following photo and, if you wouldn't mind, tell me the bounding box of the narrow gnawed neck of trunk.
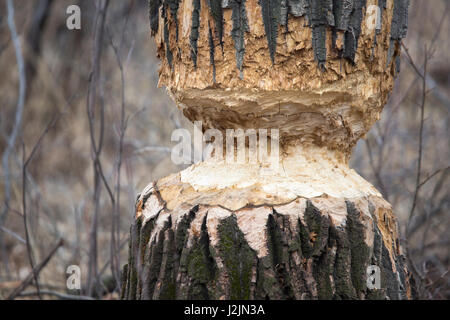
[173,143,381,211]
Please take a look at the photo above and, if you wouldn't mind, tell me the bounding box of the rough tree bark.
[122,0,414,300]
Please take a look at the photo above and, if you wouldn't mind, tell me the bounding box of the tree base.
[121,181,415,300]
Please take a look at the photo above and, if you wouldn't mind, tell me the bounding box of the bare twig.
[417,167,450,190]
[426,269,450,289]
[107,25,129,291]
[1,0,27,278]
[398,44,435,299]
[0,226,26,244]
[7,239,64,300]
[402,39,450,113]
[25,0,54,87]
[0,37,11,57]
[21,142,41,299]
[19,114,61,299]
[18,290,94,301]
[407,47,428,235]
[86,0,110,298]
[408,197,448,237]
[98,237,129,279]
[364,139,388,199]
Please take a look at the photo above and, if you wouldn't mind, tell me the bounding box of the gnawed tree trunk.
[122,186,413,300]
[122,0,414,299]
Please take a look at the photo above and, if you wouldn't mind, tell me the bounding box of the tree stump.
[121,0,414,300]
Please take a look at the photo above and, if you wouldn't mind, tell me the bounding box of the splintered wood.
[122,183,412,300]
[122,0,415,300]
[152,0,409,154]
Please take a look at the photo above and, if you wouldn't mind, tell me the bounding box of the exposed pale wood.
[122,184,414,300]
[124,0,414,300]
[153,0,408,154]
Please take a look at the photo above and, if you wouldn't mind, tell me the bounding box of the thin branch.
[426,269,450,289]
[407,46,428,236]
[1,0,27,278]
[410,240,450,253]
[401,45,432,298]
[18,290,94,301]
[17,105,66,300]
[0,226,26,244]
[134,146,172,155]
[401,43,425,80]
[364,139,388,199]
[24,115,60,168]
[86,0,110,298]
[98,237,129,279]
[107,25,127,291]
[7,239,64,300]
[408,197,448,237]
[417,167,450,190]
[21,142,41,299]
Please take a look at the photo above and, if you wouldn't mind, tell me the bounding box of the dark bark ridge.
[387,0,409,71]
[162,4,174,68]
[121,190,415,300]
[259,0,282,64]
[208,23,217,82]
[167,0,181,43]
[190,0,202,68]
[149,0,161,35]
[148,0,409,72]
[229,0,250,79]
[208,0,225,51]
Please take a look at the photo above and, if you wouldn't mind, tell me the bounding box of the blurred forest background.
[0,0,448,300]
